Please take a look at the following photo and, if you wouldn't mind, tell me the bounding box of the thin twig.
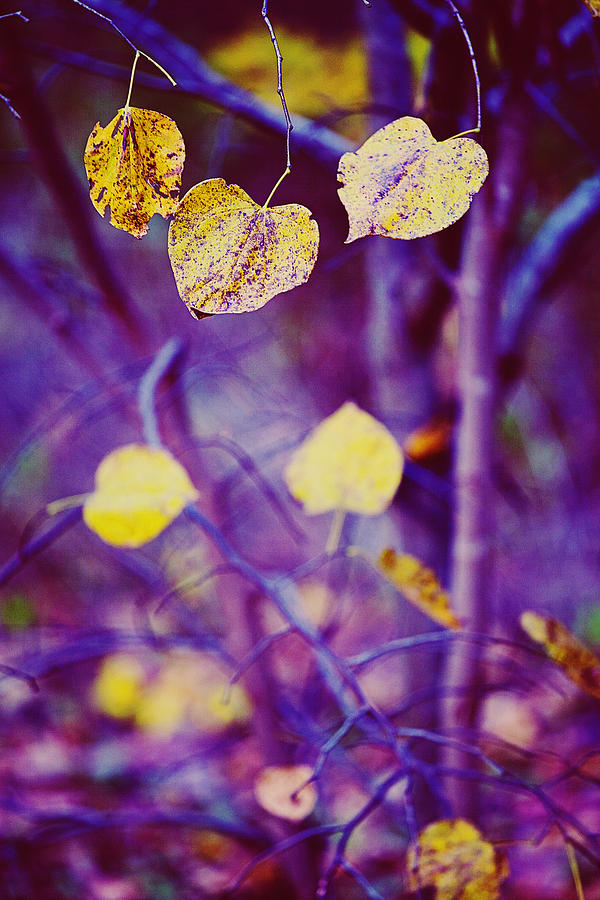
[71,0,176,85]
[261,1,293,171]
[441,0,481,134]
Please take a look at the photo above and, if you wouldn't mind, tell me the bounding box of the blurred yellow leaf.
[338,117,488,242]
[134,680,189,735]
[254,764,317,822]
[83,444,198,548]
[207,27,367,141]
[168,178,319,317]
[403,417,452,462]
[93,654,145,718]
[84,107,185,238]
[284,402,403,515]
[520,611,600,699]
[202,684,252,727]
[378,549,461,630]
[407,818,508,899]
[583,0,600,15]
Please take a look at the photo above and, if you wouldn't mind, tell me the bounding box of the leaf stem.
[46,494,89,516]
[567,843,586,900]
[138,50,177,86]
[326,508,346,556]
[124,49,139,111]
[261,1,293,171]
[441,0,481,133]
[262,166,290,209]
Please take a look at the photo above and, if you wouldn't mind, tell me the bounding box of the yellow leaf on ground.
[583,0,600,15]
[168,178,319,317]
[84,107,185,238]
[407,818,508,900]
[254,765,317,822]
[378,549,461,630]
[284,402,403,515]
[520,611,600,699]
[83,444,198,548]
[338,116,488,241]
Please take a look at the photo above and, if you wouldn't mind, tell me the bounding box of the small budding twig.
[442,0,482,138]
[261,1,293,206]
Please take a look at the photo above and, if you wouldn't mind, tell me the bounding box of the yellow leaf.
[84,107,185,238]
[168,178,319,317]
[520,611,600,700]
[83,444,198,548]
[93,654,145,718]
[407,818,509,900]
[254,765,317,822]
[403,417,452,462]
[338,116,489,242]
[378,549,461,630]
[583,0,600,15]
[284,402,403,515]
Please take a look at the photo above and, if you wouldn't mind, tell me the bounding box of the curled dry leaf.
[520,611,600,699]
[378,549,461,630]
[284,401,403,515]
[254,764,317,822]
[338,116,488,241]
[83,444,198,548]
[168,178,319,317]
[407,818,509,900]
[403,416,452,462]
[84,107,185,238]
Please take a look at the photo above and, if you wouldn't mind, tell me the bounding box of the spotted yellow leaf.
[254,765,317,822]
[168,178,319,317]
[284,402,403,515]
[84,107,185,238]
[83,444,198,548]
[520,611,600,699]
[338,116,488,241]
[378,549,461,630]
[583,0,600,15]
[407,819,509,900]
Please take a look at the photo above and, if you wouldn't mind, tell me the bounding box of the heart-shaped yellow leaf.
[168,178,319,317]
[254,765,317,822]
[284,402,403,515]
[378,549,461,630]
[520,611,600,699]
[83,444,198,548]
[84,107,185,238]
[407,819,508,900]
[338,116,488,241]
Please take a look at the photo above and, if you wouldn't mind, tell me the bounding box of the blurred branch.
[0,507,82,588]
[0,21,145,349]
[138,337,184,446]
[500,167,600,381]
[442,97,529,816]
